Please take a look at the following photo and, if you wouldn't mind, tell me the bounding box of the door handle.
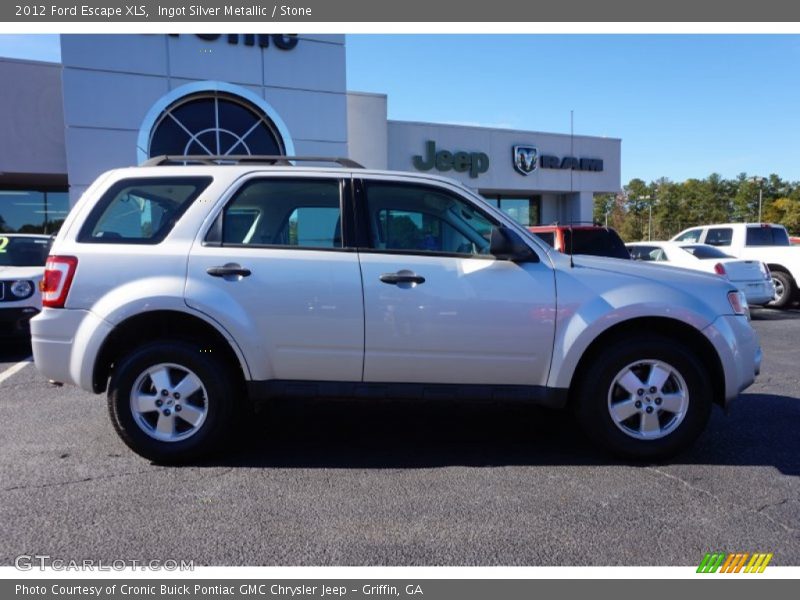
[380,272,426,285]
[206,263,252,278]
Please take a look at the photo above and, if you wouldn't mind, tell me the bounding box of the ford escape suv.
[31,156,761,463]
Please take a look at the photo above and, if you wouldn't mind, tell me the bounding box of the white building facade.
[0,34,620,233]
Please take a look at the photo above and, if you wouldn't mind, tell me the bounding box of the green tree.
[763,197,800,234]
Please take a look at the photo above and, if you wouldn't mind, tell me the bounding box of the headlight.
[728,290,749,319]
[10,280,34,299]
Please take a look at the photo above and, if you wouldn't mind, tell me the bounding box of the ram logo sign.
[513,145,538,175]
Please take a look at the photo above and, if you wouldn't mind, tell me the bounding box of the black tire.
[575,335,712,461]
[767,270,795,309]
[107,340,238,464]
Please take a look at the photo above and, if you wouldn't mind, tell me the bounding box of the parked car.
[671,223,800,308]
[626,241,774,306]
[32,156,760,463]
[790,236,800,246]
[528,224,631,260]
[0,233,51,339]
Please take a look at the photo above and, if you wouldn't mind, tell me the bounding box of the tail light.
[40,256,78,308]
[713,263,727,276]
[760,262,771,280]
[728,290,750,319]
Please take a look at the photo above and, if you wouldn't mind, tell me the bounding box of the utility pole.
[751,176,765,223]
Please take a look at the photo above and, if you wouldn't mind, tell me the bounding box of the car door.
[356,177,556,387]
[185,175,364,383]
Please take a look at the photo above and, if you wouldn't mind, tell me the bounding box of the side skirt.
[246,380,569,409]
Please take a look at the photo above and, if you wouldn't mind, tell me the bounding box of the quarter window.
[218,179,342,249]
[365,182,496,256]
[78,178,211,244]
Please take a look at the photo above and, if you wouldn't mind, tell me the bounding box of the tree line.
[594,173,800,242]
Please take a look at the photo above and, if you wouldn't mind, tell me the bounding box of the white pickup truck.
[671,223,800,308]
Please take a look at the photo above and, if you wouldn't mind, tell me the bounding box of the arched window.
[148,91,284,157]
[139,83,294,161]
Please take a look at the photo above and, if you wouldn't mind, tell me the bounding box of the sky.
[1,33,799,185]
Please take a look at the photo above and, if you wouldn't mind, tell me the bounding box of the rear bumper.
[703,314,761,405]
[737,280,775,306]
[30,308,112,391]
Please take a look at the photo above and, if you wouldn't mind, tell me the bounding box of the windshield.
[562,228,631,259]
[0,235,51,267]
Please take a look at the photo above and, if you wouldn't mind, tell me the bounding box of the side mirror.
[489,226,539,262]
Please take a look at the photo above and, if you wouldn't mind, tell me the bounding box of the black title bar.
[4,0,800,22]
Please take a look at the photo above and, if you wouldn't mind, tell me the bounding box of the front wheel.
[575,336,712,461]
[107,340,238,463]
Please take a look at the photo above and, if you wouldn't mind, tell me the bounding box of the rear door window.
[704,227,733,246]
[78,177,211,244]
[216,178,343,249]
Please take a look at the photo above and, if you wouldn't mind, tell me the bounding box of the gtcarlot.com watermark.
[14,554,194,571]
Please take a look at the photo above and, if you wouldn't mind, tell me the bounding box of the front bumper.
[0,306,40,338]
[703,314,762,406]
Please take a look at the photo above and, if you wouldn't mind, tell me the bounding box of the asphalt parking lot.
[1,308,798,567]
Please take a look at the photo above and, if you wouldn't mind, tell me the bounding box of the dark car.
[528,224,631,260]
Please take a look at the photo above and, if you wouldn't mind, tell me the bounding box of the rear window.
[563,228,630,259]
[532,231,555,247]
[746,226,790,246]
[680,245,732,259]
[78,177,212,244]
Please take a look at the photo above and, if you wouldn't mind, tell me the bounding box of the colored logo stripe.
[745,553,773,573]
[697,552,773,573]
[697,552,726,573]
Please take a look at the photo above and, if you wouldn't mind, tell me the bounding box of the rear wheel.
[575,336,712,461]
[767,270,795,309]
[108,340,238,463]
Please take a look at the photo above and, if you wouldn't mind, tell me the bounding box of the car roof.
[681,222,784,229]
[104,164,478,187]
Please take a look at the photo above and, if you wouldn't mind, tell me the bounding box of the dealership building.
[0,34,621,234]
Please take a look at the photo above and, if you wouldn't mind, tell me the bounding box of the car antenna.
[569,109,575,269]
[569,222,575,268]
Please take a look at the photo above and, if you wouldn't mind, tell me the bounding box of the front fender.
[547,269,718,391]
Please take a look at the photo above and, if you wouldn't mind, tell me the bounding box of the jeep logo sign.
[413,141,490,178]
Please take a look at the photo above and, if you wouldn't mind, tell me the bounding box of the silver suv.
[31,156,762,463]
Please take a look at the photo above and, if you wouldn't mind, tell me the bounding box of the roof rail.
[142,155,365,168]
